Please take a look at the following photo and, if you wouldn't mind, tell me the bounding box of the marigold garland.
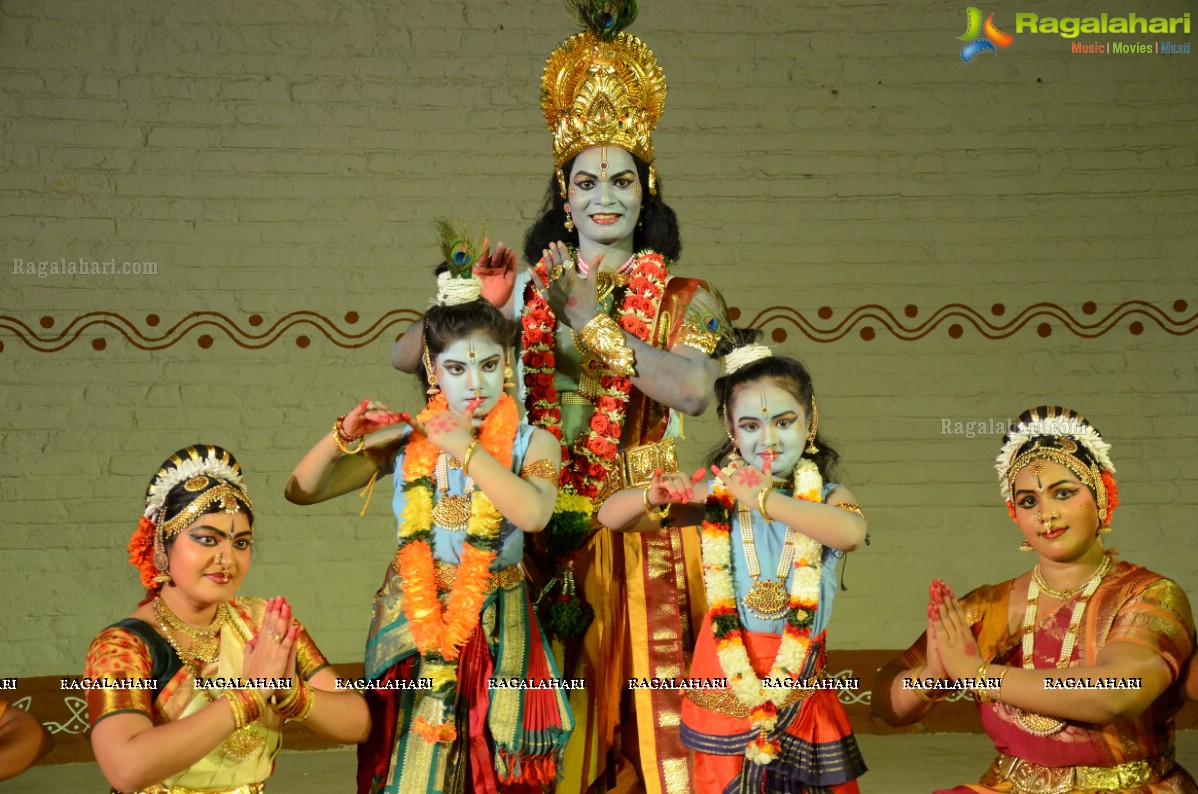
[395,392,519,744]
[699,458,826,765]
[520,249,669,501]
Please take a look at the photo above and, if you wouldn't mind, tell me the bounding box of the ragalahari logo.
[959,7,1014,61]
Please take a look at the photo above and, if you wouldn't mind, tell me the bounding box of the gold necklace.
[431,451,476,531]
[1031,563,1094,600]
[155,602,263,760]
[154,597,229,663]
[737,486,800,621]
[1014,555,1112,735]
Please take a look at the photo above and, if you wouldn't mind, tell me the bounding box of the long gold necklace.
[1015,555,1112,736]
[154,597,229,663]
[738,483,800,621]
[155,600,263,760]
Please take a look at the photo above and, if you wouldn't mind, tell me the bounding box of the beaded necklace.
[1014,555,1112,735]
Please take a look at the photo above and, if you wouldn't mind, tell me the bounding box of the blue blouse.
[391,424,536,570]
[726,481,843,635]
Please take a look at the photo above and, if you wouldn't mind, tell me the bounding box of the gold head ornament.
[542,1,666,179]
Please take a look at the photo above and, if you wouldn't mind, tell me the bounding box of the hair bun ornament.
[430,218,485,307]
[994,405,1115,503]
[144,445,244,521]
[723,343,773,375]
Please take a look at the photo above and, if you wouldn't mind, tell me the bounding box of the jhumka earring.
[805,395,820,455]
[422,340,440,396]
[152,519,173,583]
[503,351,515,390]
[563,203,575,232]
[1019,540,1034,552]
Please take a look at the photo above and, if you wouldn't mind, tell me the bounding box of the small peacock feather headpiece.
[431,218,485,306]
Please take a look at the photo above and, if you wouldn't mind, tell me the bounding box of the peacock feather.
[435,218,484,279]
[563,0,639,40]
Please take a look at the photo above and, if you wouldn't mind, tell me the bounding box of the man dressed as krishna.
[393,4,730,791]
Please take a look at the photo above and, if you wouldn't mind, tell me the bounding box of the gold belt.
[684,674,824,719]
[434,561,523,593]
[116,783,266,794]
[987,749,1174,793]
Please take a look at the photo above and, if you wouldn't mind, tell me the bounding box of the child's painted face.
[434,331,506,422]
[728,380,809,479]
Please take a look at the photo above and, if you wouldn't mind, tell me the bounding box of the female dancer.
[287,255,573,793]
[597,337,868,793]
[873,406,1197,792]
[87,445,368,793]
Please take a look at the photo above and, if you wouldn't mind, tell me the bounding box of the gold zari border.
[987,750,1173,794]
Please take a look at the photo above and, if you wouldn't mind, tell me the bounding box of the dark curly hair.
[522,153,681,264]
[707,330,840,482]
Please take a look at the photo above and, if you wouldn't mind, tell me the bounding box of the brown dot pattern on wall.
[91,338,106,351]
[0,304,1193,351]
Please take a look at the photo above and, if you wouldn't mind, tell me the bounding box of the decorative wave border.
[0,300,1193,352]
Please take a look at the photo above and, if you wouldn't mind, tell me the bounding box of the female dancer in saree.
[86,445,368,794]
[287,254,573,793]
[873,406,1197,793]
[392,7,729,791]
[597,337,868,793]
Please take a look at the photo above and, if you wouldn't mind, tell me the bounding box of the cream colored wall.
[2,0,1194,675]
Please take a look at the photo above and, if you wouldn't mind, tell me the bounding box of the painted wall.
[2,0,1194,677]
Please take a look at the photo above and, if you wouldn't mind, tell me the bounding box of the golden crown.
[541,3,666,169]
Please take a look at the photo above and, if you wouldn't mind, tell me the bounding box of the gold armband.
[519,458,558,484]
[579,313,636,377]
[836,502,865,518]
[674,322,719,356]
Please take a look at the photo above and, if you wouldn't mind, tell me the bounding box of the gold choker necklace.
[154,597,229,663]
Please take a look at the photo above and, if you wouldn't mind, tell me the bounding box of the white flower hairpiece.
[723,343,772,375]
[144,454,244,520]
[995,414,1114,502]
[429,271,483,307]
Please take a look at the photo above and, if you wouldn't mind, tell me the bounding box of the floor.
[10,731,1198,792]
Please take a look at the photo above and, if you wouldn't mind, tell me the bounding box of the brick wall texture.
[1,0,1195,675]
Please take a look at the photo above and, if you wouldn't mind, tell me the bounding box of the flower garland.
[396,392,518,743]
[520,249,669,501]
[700,458,825,765]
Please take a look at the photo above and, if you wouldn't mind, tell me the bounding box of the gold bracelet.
[994,664,1008,703]
[974,663,994,703]
[643,487,671,521]
[332,416,366,456]
[757,488,774,522]
[579,313,636,377]
[908,664,949,703]
[461,439,481,476]
[273,679,313,722]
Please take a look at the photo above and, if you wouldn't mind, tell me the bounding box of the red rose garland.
[521,250,669,500]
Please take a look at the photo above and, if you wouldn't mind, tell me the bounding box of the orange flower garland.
[395,392,518,743]
[520,250,669,500]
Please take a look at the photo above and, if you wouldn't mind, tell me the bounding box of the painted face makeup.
[729,380,808,480]
[568,146,643,252]
[434,332,506,419]
[1011,460,1101,561]
[168,511,253,603]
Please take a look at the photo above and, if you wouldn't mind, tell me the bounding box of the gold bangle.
[643,487,671,521]
[994,664,1008,703]
[461,439,481,476]
[332,416,366,456]
[579,313,636,377]
[757,488,774,522]
[273,679,313,722]
[974,663,994,704]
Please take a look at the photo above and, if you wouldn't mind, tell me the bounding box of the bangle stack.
[332,416,366,456]
[908,664,949,703]
[643,487,671,521]
[272,679,315,722]
[222,688,265,730]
